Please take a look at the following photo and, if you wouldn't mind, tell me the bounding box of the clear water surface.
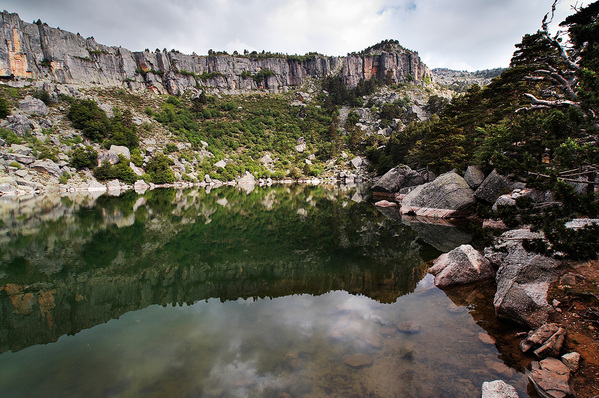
[0,185,530,397]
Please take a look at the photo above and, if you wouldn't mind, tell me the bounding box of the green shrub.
[33,90,51,105]
[164,143,178,154]
[145,155,175,184]
[93,155,137,184]
[67,99,110,141]
[38,147,59,162]
[0,98,11,118]
[71,146,98,170]
[0,128,21,144]
[130,148,144,167]
[59,172,71,184]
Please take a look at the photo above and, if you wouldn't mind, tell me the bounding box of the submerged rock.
[429,244,494,287]
[397,321,421,334]
[343,353,373,369]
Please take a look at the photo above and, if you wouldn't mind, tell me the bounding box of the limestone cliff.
[0,11,433,95]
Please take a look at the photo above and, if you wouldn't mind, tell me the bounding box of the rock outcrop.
[0,11,433,95]
[485,229,564,328]
[400,171,475,218]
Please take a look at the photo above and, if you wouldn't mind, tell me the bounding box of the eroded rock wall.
[0,11,433,94]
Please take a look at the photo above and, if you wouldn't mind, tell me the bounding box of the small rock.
[14,169,28,178]
[343,353,372,369]
[351,156,363,169]
[10,144,33,155]
[519,323,565,358]
[482,219,509,230]
[295,143,306,153]
[397,321,421,334]
[30,159,62,177]
[475,169,512,204]
[561,352,580,372]
[481,380,520,398]
[558,273,577,286]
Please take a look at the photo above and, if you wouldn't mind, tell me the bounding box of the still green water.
[0,185,529,397]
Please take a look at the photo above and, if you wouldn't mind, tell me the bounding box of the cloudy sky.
[2,0,592,71]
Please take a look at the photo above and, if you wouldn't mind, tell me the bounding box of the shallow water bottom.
[0,275,528,398]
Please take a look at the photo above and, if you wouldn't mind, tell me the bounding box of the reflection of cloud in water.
[205,354,288,398]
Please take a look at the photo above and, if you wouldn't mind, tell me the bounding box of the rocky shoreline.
[372,164,599,398]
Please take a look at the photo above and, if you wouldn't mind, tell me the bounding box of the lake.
[0,184,531,397]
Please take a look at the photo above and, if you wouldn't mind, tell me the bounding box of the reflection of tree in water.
[0,185,437,353]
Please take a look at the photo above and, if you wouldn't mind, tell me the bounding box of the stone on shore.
[400,171,475,218]
[475,169,512,204]
[372,165,424,195]
[481,380,520,398]
[464,165,485,190]
[528,357,574,398]
[519,323,566,358]
[429,244,495,287]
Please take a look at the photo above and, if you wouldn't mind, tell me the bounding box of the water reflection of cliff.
[0,185,433,353]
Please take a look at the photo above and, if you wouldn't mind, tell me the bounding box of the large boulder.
[18,96,49,116]
[400,171,476,218]
[486,229,564,328]
[464,165,485,190]
[4,115,35,136]
[109,145,130,160]
[429,244,495,287]
[475,169,512,204]
[372,165,424,195]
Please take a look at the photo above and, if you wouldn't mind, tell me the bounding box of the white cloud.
[2,0,592,71]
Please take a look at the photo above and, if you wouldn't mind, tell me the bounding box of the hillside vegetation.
[370,1,599,259]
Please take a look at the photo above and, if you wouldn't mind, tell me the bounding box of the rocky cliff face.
[0,11,433,95]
